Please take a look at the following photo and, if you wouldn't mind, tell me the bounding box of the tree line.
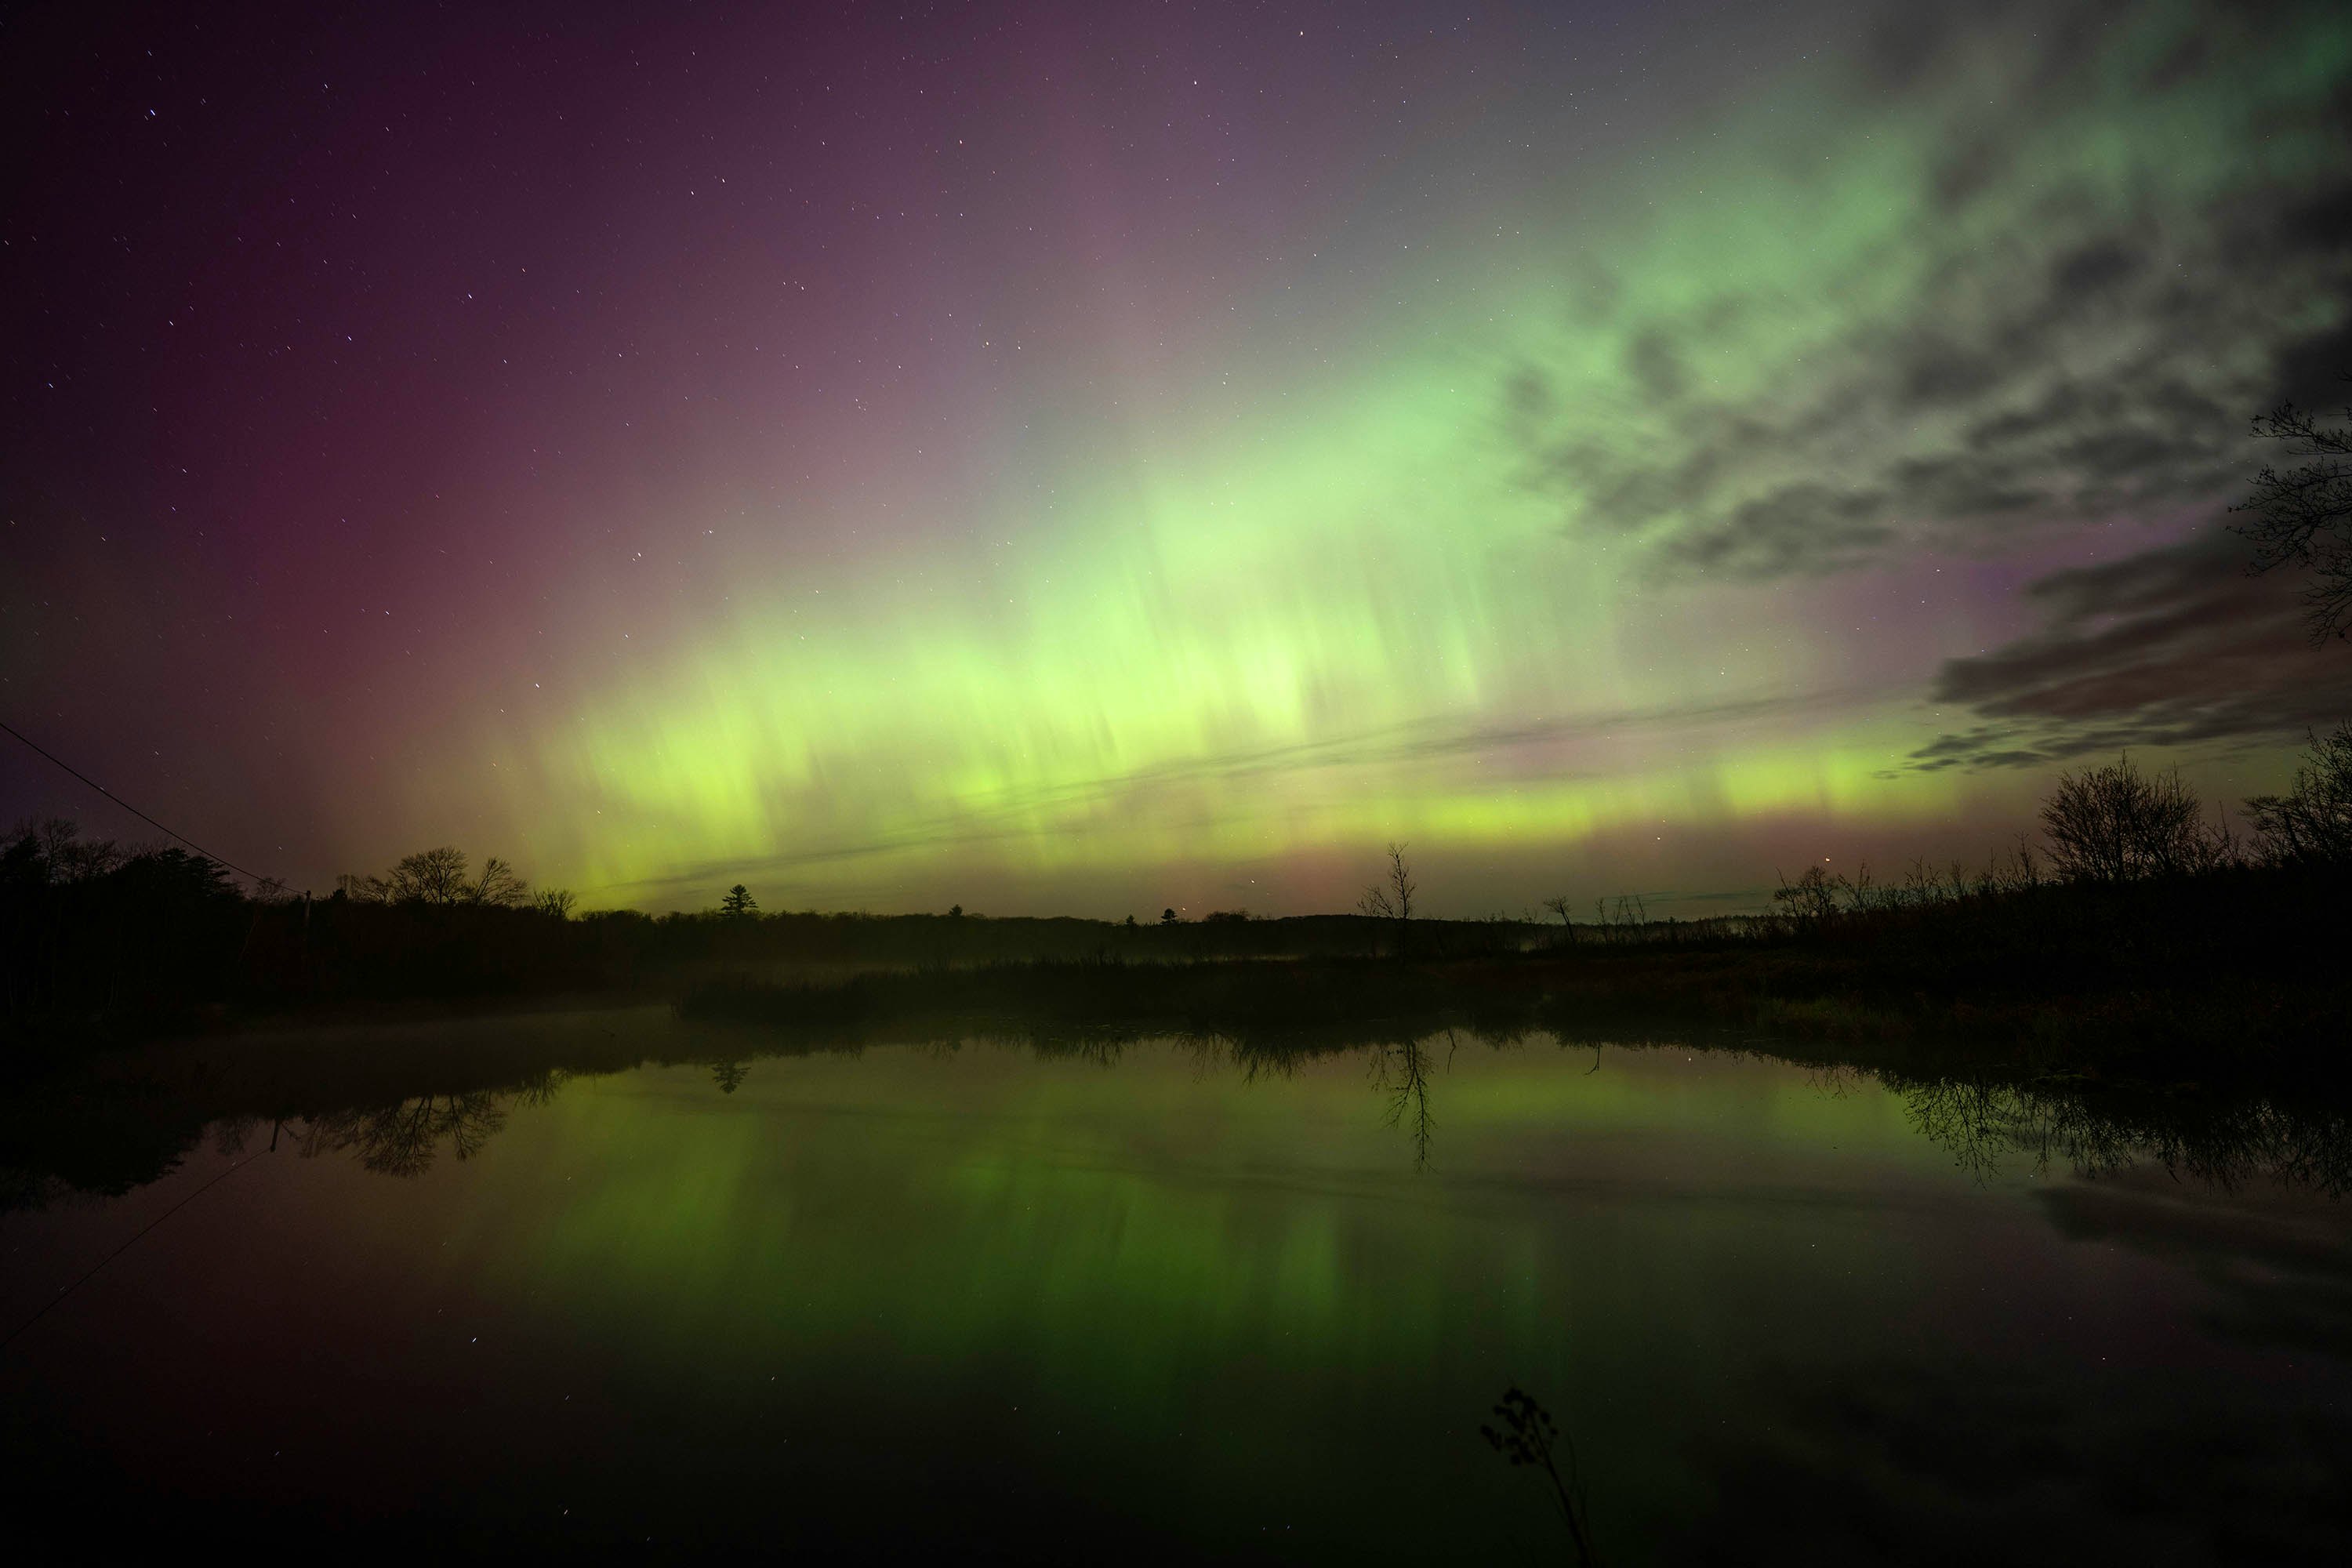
[4,722,2347,1042]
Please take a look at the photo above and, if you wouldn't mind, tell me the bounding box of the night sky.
[5,1,2350,916]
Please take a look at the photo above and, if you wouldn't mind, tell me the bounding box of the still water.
[2,1008,2347,1560]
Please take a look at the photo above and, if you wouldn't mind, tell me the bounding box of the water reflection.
[300,1091,512,1177]
[1370,1036,1439,1172]
[1899,1075,2352,1196]
[3,1018,2349,1204]
[4,1010,2348,1559]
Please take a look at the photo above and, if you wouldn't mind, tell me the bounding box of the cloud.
[1502,1,2352,582]
[1676,482,1893,577]
[1907,530,2352,770]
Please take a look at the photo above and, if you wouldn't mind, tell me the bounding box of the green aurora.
[445,2,2350,912]
[8,1,2350,913]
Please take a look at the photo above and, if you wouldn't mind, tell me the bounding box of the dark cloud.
[2024,0,2130,98]
[1898,339,2002,407]
[1858,5,1953,93]
[1908,530,2352,770]
[1670,481,1891,576]
[2278,177,2352,257]
[2047,238,2143,304]
[1887,452,2042,518]
[2141,28,2214,93]
[1505,2,2352,583]
[1930,135,2008,212]
[2270,307,2352,409]
[1623,328,1688,401]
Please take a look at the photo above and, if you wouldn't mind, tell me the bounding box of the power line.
[0,1145,267,1354]
[0,717,280,887]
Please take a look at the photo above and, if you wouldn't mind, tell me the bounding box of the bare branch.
[2228,383,2352,642]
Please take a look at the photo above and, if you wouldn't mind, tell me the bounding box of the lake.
[2,1007,2347,1560]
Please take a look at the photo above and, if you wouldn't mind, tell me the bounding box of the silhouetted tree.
[535,887,578,919]
[468,855,528,907]
[1160,907,1178,925]
[1539,893,1578,942]
[1773,863,1839,925]
[2039,755,2215,880]
[1600,892,1648,929]
[334,871,387,902]
[336,845,532,907]
[2230,378,2352,642]
[385,846,471,905]
[30,818,122,883]
[1356,841,1416,922]
[2245,721,2352,863]
[720,884,758,919]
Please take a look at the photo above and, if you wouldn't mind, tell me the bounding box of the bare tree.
[1773,864,1839,924]
[2039,755,2212,880]
[1356,841,1417,922]
[335,871,389,902]
[2230,381,2352,642]
[336,847,535,906]
[1371,1037,1436,1171]
[21,818,122,883]
[535,887,578,919]
[303,1092,510,1177]
[384,846,471,905]
[1590,892,1649,938]
[469,855,528,907]
[2245,721,2352,863]
[1539,893,1578,943]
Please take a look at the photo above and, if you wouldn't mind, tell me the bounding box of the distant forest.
[5,728,2348,1062]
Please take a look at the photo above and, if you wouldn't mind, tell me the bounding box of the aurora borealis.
[6,1,2351,914]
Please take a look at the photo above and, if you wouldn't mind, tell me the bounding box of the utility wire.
[0,717,278,887]
[0,1148,267,1354]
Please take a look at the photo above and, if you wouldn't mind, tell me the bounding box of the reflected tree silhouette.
[300,1092,512,1177]
[1804,1063,1869,1100]
[1900,1075,2352,1195]
[1370,1036,1439,1171]
[509,1068,568,1109]
[212,1116,262,1157]
[259,1047,2348,1193]
[1028,1035,1128,1067]
[314,1070,569,1177]
[8,1022,2350,1215]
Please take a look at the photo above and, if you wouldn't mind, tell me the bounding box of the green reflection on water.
[4,1016,2349,1557]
